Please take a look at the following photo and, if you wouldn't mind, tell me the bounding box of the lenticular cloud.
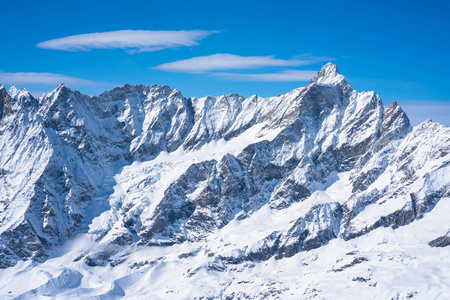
[153,53,332,73]
[36,30,217,52]
[213,70,318,82]
[0,72,108,86]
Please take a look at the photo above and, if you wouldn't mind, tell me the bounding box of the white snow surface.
[1,194,449,299]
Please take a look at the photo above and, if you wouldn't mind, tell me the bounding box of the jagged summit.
[319,61,338,75]
[7,84,18,93]
[6,84,18,96]
[310,62,345,85]
[7,84,31,99]
[55,82,66,91]
[0,64,449,299]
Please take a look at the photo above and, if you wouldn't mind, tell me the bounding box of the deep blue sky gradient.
[1,0,449,124]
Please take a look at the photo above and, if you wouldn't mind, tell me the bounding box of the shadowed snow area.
[0,63,449,299]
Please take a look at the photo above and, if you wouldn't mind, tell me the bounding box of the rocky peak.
[7,84,18,96]
[46,83,71,101]
[310,62,345,85]
[7,85,31,100]
[383,101,410,129]
[56,82,66,89]
[41,83,71,104]
[373,100,411,152]
[147,84,173,98]
[0,85,37,116]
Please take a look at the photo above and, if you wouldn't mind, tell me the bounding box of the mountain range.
[0,63,449,299]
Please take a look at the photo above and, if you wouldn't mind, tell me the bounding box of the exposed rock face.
[0,63,449,278]
[244,202,343,261]
[429,231,450,247]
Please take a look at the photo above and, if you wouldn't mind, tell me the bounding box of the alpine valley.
[0,63,449,299]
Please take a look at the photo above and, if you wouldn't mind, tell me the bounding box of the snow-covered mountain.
[0,63,449,299]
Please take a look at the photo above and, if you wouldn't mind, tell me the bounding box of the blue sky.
[1,0,449,125]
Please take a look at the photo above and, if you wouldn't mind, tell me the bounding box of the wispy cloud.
[0,72,110,86]
[36,30,218,53]
[213,70,318,82]
[153,53,332,73]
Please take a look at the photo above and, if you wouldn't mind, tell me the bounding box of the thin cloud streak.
[154,54,332,73]
[37,30,218,53]
[213,70,318,82]
[0,72,111,86]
